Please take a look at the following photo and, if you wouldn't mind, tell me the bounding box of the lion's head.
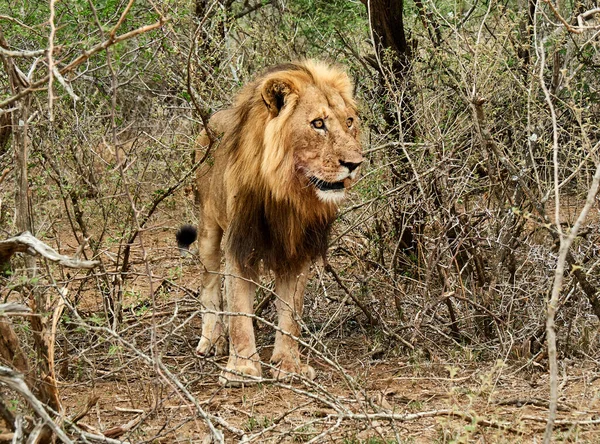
[224,60,363,208]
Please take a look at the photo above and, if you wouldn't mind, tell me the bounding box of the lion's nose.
[339,159,363,173]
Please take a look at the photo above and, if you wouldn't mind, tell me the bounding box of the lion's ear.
[261,79,294,117]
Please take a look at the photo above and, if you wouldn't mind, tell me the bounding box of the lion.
[185,60,363,385]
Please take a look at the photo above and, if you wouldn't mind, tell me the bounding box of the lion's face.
[290,85,363,204]
[260,68,363,206]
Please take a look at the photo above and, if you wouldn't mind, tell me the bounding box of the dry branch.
[0,303,31,314]
[0,231,99,269]
[524,415,600,426]
[316,409,521,435]
[0,365,72,443]
[0,318,30,375]
[102,414,142,439]
[69,395,100,424]
[324,260,377,325]
[496,398,572,412]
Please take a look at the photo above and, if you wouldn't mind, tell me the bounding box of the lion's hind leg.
[270,265,316,381]
[196,218,228,357]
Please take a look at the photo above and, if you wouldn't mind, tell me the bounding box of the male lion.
[184,60,363,385]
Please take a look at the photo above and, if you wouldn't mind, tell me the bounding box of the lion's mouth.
[309,177,345,192]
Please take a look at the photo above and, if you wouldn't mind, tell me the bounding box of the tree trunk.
[365,0,410,77]
[363,0,413,135]
[363,0,422,267]
[0,28,34,236]
[12,97,33,237]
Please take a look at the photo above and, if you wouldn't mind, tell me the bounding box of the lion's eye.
[311,119,325,130]
[346,117,354,128]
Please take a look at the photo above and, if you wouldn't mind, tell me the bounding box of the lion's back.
[195,110,237,229]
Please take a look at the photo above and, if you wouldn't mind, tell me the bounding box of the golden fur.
[193,60,363,385]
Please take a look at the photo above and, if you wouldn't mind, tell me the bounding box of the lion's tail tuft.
[176,225,198,255]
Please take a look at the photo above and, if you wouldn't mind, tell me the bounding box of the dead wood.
[323,409,521,435]
[102,415,142,439]
[0,303,31,314]
[69,395,100,424]
[0,365,72,443]
[495,398,572,412]
[0,319,30,373]
[0,231,99,270]
[524,415,600,427]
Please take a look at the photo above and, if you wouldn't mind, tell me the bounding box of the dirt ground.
[57,353,600,443]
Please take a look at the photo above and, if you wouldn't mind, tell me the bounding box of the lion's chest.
[225,192,334,273]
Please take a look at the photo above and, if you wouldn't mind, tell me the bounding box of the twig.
[324,260,377,326]
[70,395,100,424]
[447,293,504,324]
[114,407,144,414]
[541,1,600,34]
[0,16,168,109]
[234,0,274,19]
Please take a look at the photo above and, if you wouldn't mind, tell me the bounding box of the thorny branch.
[0,14,168,109]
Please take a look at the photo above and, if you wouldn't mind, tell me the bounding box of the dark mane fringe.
[226,188,335,274]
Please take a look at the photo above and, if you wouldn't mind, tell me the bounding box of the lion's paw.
[196,335,228,357]
[219,361,262,387]
[270,358,316,381]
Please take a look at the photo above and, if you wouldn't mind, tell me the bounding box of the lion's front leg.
[219,258,262,386]
[271,264,315,381]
